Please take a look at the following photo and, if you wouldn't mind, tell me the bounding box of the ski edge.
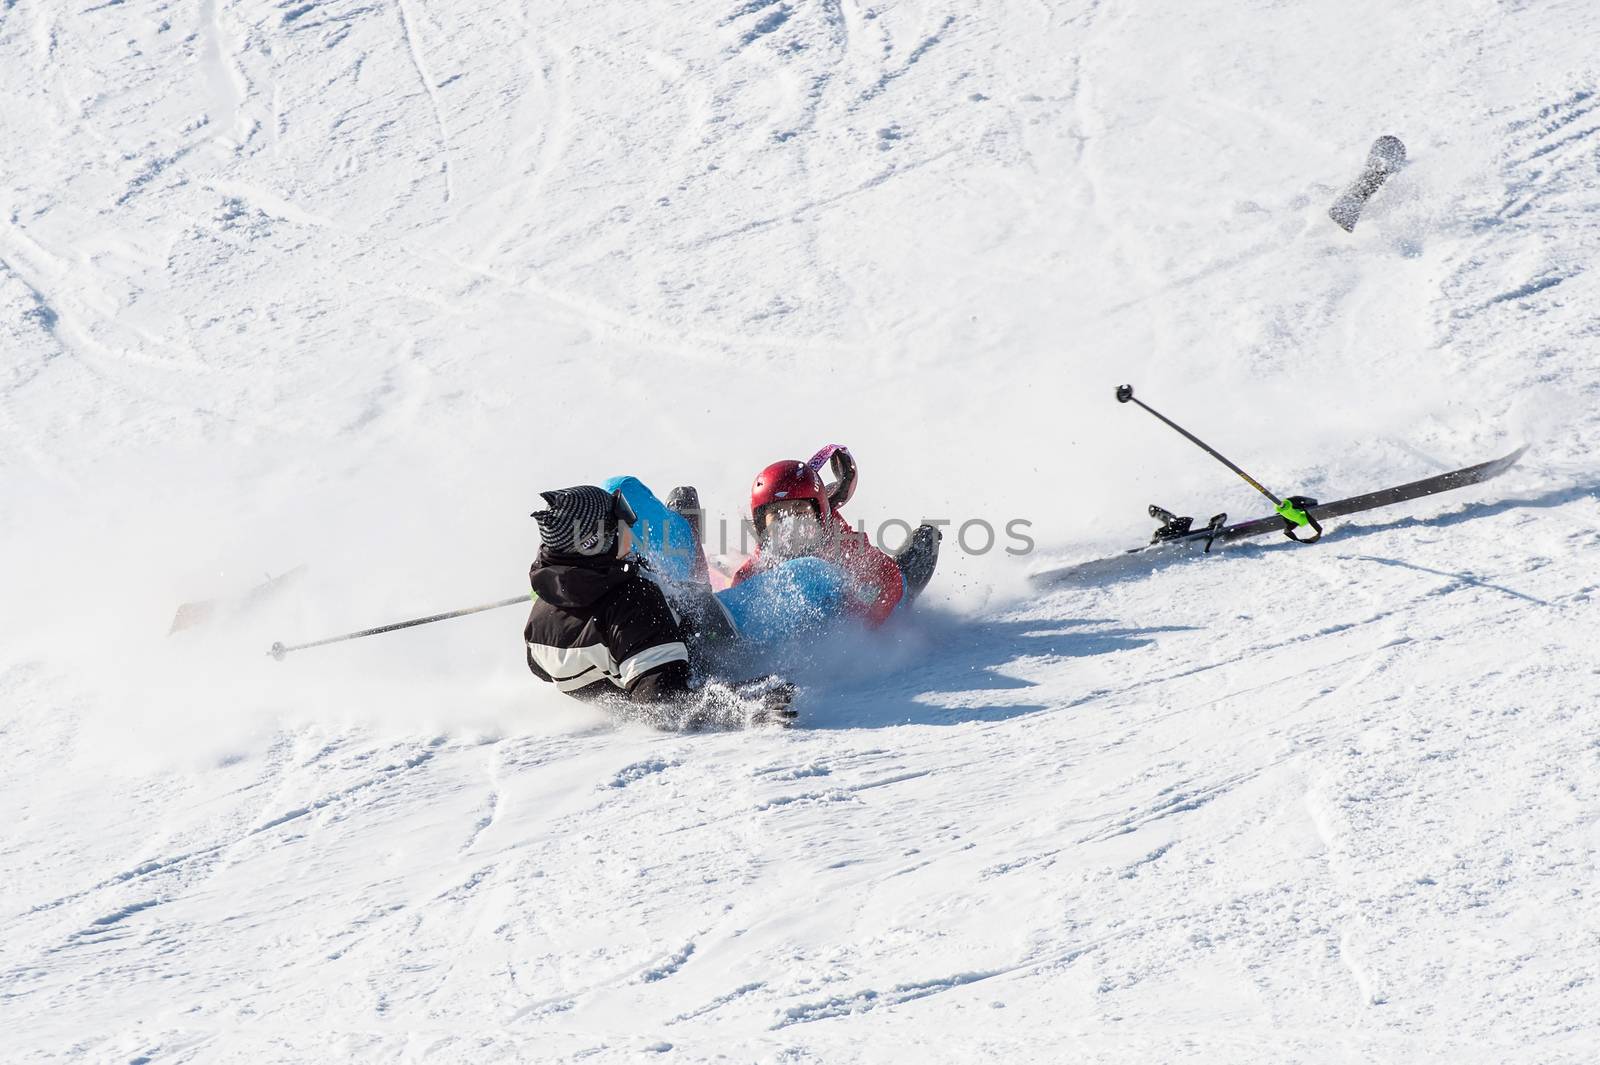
[1029,444,1530,585]
[1215,444,1529,543]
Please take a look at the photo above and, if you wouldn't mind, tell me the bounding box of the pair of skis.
[1037,385,1526,581]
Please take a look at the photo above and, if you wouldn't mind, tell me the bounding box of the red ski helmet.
[750,459,830,529]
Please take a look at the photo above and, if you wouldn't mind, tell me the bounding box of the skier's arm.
[601,575,693,704]
[830,515,904,626]
[853,549,905,626]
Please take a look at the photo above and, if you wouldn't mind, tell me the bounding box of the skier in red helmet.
[731,446,940,627]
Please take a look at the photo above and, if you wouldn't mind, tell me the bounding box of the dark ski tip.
[1329,134,1408,233]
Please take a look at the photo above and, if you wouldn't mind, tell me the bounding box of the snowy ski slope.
[2,0,1598,1061]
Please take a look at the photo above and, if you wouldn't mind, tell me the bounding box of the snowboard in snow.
[1329,134,1407,232]
[1034,445,1527,584]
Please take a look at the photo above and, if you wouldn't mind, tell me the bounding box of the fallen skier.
[524,448,940,724]
[523,484,793,726]
[731,445,940,625]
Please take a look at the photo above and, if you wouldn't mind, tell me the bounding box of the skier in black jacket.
[525,485,693,703]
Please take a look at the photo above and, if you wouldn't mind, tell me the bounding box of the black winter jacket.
[524,549,691,702]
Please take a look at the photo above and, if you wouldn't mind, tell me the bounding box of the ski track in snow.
[394,0,455,203]
[3,0,1600,1062]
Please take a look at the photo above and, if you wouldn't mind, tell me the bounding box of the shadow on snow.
[767,609,1198,730]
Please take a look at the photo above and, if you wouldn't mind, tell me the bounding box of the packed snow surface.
[3,0,1599,1061]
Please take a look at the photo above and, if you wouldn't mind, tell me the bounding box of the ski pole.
[1115,384,1321,542]
[269,594,531,661]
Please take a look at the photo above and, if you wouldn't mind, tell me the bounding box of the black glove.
[676,675,798,730]
[733,675,799,727]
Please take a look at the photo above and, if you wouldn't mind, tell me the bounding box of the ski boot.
[665,485,711,584]
[662,485,736,666]
[893,523,942,603]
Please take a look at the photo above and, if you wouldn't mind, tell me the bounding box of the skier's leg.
[604,475,702,582]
